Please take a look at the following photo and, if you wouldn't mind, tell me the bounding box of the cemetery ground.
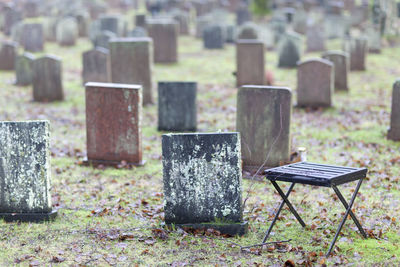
[1,35,400,266]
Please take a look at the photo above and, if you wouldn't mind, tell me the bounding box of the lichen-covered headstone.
[162,132,247,235]
[158,82,197,132]
[32,55,64,102]
[203,25,225,49]
[82,47,110,84]
[15,52,35,86]
[278,32,302,68]
[0,120,57,222]
[21,23,44,52]
[109,37,153,105]
[322,51,349,91]
[56,17,78,46]
[388,80,400,141]
[236,40,264,87]
[297,58,333,107]
[0,41,17,70]
[236,86,292,171]
[85,82,144,166]
[147,19,178,63]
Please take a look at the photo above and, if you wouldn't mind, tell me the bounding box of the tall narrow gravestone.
[349,38,367,71]
[297,59,333,108]
[109,38,153,105]
[32,55,64,102]
[82,47,110,84]
[388,80,400,141]
[236,40,265,87]
[158,82,197,132]
[162,132,247,235]
[0,41,18,70]
[21,23,44,52]
[15,52,35,86]
[147,19,178,63]
[322,51,349,91]
[0,120,57,222]
[278,32,302,68]
[85,82,144,166]
[236,86,292,171]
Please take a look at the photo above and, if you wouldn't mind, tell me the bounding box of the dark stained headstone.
[278,32,302,68]
[236,40,264,87]
[82,47,110,84]
[109,37,153,105]
[158,82,197,131]
[85,82,144,166]
[135,14,146,28]
[147,19,179,63]
[297,58,333,107]
[162,132,247,235]
[203,25,225,49]
[93,30,116,49]
[32,55,64,102]
[56,17,78,46]
[388,80,400,141]
[15,52,35,86]
[21,23,44,52]
[0,120,57,222]
[236,86,292,171]
[322,51,349,91]
[0,41,18,70]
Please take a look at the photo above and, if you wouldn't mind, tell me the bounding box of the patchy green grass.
[1,12,400,266]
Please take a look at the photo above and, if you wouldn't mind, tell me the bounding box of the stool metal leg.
[326,178,364,257]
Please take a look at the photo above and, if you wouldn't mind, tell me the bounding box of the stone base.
[0,210,57,222]
[167,221,248,236]
[82,158,146,167]
[388,127,400,141]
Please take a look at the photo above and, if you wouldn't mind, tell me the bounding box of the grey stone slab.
[158,82,197,131]
[236,40,265,87]
[349,37,368,71]
[56,17,78,46]
[322,50,349,91]
[147,19,179,63]
[0,121,53,214]
[22,23,44,52]
[15,52,35,86]
[162,132,245,234]
[388,80,400,141]
[306,25,325,52]
[236,86,292,170]
[82,47,110,84]
[0,41,18,70]
[203,25,225,49]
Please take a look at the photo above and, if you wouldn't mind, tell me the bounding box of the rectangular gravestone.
[297,58,333,107]
[162,132,247,236]
[306,25,325,52]
[109,37,153,105]
[3,5,21,35]
[21,23,44,52]
[203,25,225,49]
[56,17,78,46]
[322,51,349,91]
[85,82,144,166]
[82,47,110,84]
[388,80,400,141]
[147,19,178,63]
[0,120,57,222]
[32,55,64,102]
[348,38,367,71]
[158,82,197,131]
[236,86,292,172]
[135,14,146,28]
[0,41,18,70]
[99,15,124,36]
[236,40,264,87]
[15,52,35,86]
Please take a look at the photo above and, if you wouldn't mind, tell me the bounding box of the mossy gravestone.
[158,82,197,132]
[82,47,110,85]
[236,86,292,171]
[388,80,400,141]
[162,133,247,236]
[0,120,57,222]
[15,52,35,86]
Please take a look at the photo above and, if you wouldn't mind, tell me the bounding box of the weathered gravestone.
[225,25,236,43]
[322,51,349,91]
[236,40,264,87]
[147,19,178,63]
[158,82,197,131]
[0,41,17,70]
[99,15,124,36]
[21,23,44,52]
[93,30,116,49]
[0,120,57,222]
[203,25,225,49]
[236,86,291,171]
[306,25,325,52]
[43,17,59,42]
[109,37,153,105]
[56,17,78,46]
[82,47,110,85]
[135,14,146,28]
[128,27,147,38]
[297,58,333,107]
[172,11,190,35]
[367,26,381,54]
[236,5,251,26]
[278,32,302,68]
[388,80,400,141]
[85,82,144,166]
[23,0,39,18]
[75,12,90,37]
[2,5,21,35]
[345,37,368,71]
[236,22,259,40]
[162,132,247,235]
[15,52,35,86]
[32,55,64,102]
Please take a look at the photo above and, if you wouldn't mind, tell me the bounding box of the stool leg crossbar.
[263,178,366,257]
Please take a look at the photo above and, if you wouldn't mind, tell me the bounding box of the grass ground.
[0,15,400,266]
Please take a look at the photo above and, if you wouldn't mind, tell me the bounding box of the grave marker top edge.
[85,82,142,90]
